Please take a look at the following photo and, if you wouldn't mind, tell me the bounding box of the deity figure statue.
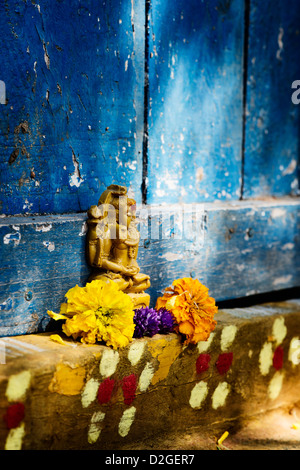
[86,184,150,308]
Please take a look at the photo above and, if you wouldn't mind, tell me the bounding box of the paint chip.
[282,159,297,176]
[271,208,286,219]
[35,224,52,232]
[43,241,55,252]
[69,148,84,187]
[3,232,21,246]
[276,27,284,60]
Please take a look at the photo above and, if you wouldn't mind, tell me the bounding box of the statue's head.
[96,185,136,227]
[98,184,127,206]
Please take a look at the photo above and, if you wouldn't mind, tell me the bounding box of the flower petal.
[47,310,68,321]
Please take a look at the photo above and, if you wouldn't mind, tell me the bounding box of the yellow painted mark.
[259,342,273,376]
[288,337,300,366]
[212,382,231,409]
[5,423,25,450]
[197,332,215,353]
[49,363,86,395]
[128,340,146,366]
[220,325,237,352]
[272,317,287,346]
[268,370,284,400]
[6,370,31,402]
[99,349,119,378]
[189,381,208,409]
[147,337,182,385]
[118,406,136,437]
[81,378,100,408]
[88,411,105,444]
[138,362,155,392]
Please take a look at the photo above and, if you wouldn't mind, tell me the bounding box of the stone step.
[0,300,300,450]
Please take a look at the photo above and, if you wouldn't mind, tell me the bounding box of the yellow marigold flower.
[47,280,135,350]
[155,277,217,345]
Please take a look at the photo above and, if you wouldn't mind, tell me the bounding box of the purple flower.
[133,307,175,338]
[157,308,175,334]
[133,307,160,338]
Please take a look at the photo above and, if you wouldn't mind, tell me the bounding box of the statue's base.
[127,292,150,309]
[87,270,150,308]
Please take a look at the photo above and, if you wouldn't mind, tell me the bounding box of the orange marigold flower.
[155,278,217,345]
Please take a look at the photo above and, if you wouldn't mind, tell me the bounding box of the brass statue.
[86,184,150,308]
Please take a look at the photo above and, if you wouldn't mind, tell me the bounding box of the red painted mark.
[122,374,137,405]
[273,346,284,370]
[216,352,233,375]
[97,377,115,404]
[196,353,211,374]
[3,403,25,429]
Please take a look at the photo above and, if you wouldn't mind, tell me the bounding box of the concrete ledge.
[0,300,300,450]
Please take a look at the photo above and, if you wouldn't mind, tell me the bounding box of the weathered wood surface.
[146,0,245,204]
[1,0,299,212]
[0,199,299,336]
[244,0,300,198]
[0,0,145,215]
[0,301,299,450]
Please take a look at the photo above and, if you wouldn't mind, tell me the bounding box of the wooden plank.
[0,213,90,335]
[146,0,245,204]
[0,198,299,336]
[0,0,145,215]
[244,0,300,198]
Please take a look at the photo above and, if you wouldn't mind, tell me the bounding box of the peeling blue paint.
[0,0,145,215]
[244,0,300,198]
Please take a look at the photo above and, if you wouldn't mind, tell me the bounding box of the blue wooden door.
[0,0,299,336]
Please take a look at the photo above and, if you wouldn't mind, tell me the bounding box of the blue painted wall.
[244,0,300,198]
[0,0,145,215]
[147,0,245,204]
[1,0,299,214]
